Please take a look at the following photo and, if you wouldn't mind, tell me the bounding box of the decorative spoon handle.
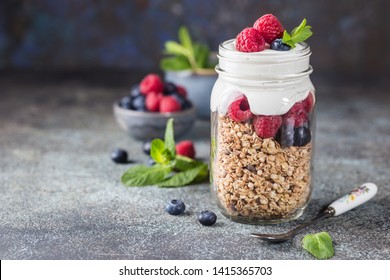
[328,182,378,216]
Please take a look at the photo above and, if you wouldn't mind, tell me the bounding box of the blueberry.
[171,93,192,110]
[182,99,192,110]
[119,96,133,109]
[110,148,128,163]
[171,92,185,105]
[198,210,217,226]
[131,95,146,111]
[271,39,291,51]
[293,126,311,146]
[279,118,295,148]
[130,85,142,97]
[164,82,177,95]
[142,139,153,155]
[165,199,186,215]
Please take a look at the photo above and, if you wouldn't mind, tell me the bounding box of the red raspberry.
[253,14,284,44]
[176,140,196,159]
[176,85,187,98]
[145,91,163,112]
[235,27,265,53]
[253,115,282,138]
[159,96,181,113]
[228,95,254,122]
[284,102,309,127]
[302,91,315,112]
[140,74,164,95]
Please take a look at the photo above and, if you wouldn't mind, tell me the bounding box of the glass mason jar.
[210,39,316,224]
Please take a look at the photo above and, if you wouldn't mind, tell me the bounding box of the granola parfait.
[210,14,316,224]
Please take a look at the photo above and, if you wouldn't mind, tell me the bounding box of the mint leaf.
[158,164,206,188]
[120,118,209,188]
[121,165,171,186]
[282,18,313,48]
[194,43,210,69]
[174,155,201,171]
[178,26,194,54]
[150,139,172,164]
[193,163,209,183]
[282,30,295,47]
[160,26,214,72]
[164,118,176,157]
[164,41,191,57]
[302,232,335,259]
[291,18,307,36]
[160,56,191,71]
[291,27,312,43]
[173,155,209,183]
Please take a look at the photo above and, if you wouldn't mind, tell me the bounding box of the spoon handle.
[328,182,378,216]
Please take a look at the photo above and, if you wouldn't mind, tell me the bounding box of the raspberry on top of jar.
[235,14,313,53]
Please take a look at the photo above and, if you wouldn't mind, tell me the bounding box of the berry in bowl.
[113,73,196,140]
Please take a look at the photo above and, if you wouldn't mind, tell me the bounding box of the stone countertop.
[0,73,389,260]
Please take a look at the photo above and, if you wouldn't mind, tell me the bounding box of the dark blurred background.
[0,0,389,80]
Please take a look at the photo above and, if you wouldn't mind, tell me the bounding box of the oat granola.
[213,115,312,221]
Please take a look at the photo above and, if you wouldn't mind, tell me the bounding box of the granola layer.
[213,115,312,220]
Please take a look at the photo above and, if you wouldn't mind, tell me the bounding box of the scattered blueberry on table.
[110,148,128,163]
[198,210,217,226]
[165,199,186,215]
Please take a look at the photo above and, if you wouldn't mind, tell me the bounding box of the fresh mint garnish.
[150,139,172,165]
[164,118,176,157]
[160,26,216,74]
[302,231,335,259]
[121,118,209,188]
[282,18,313,48]
[121,165,171,187]
[158,164,207,188]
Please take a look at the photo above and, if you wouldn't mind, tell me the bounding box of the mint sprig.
[160,26,216,74]
[121,118,209,188]
[302,232,335,259]
[282,18,313,48]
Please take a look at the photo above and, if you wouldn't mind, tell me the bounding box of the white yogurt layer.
[210,39,314,116]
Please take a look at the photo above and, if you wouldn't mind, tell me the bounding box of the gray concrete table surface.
[0,73,389,260]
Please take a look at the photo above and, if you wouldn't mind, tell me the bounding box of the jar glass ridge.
[210,39,316,224]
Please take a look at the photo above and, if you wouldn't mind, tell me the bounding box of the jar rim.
[215,65,313,84]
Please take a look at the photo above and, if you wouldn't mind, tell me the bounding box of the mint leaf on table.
[164,118,176,157]
[174,155,202,171]
[302,232,335,259]
[121,165,171,187]
[157,164,207,188]
[150,139,173,165]
[120,118,209,188]
[282,18,313,48]
[192,163,209,183]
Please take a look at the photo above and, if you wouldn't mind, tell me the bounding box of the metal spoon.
[251,182,378,243]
